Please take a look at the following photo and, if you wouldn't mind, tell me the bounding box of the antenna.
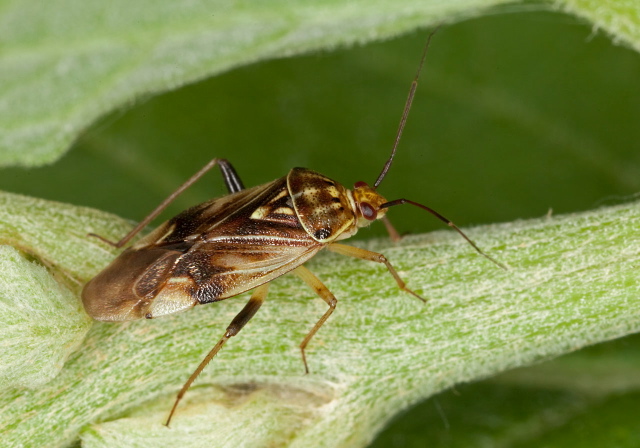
[380,198,507,270]
[373,28,439,189]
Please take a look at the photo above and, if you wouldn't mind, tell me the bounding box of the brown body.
[82,168,367,321]
[81,31,500,426]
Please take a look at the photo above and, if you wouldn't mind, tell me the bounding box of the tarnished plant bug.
[81,30,504,426]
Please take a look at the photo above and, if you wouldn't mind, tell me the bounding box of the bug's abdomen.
[82,247,192,321]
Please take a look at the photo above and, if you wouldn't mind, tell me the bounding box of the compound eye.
[359,202,377,221]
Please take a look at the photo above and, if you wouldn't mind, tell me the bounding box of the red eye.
[354,181,368,189]
[360,202,377,220]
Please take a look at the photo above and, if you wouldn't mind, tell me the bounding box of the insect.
[81,31,504,426]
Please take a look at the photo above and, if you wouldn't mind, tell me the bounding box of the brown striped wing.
[82,177,322,321]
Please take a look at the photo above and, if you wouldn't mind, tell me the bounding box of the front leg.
[327,243,426,302]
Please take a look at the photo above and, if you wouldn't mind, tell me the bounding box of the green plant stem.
[0,191,639,447]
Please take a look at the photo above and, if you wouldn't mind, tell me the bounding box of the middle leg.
[292,265,337,374]
[165,282,269,426]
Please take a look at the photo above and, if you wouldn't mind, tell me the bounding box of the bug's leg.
[381,216,401,242]
[327,243,426,303]
[165,283,268,427]
[218,159,245,194]
[292,265,337,374]
[90,158,244,248]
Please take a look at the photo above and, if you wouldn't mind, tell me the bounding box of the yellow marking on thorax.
[273,207,296,215]
[250,206,270,220]
[271,189,290,201]
[250,205,296,220]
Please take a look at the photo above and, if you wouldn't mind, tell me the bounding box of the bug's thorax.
[287,167,359,243]
[285,167,390,244]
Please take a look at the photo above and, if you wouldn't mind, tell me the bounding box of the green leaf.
[0,191,134,281]
[1,1,640,447]
[0,245,91,389]
[0,0,509,168]
[0,191,639,447]
[2,0,639,168]
[2,7,640,240]
[0,191,126,390]
[563,0,640,52]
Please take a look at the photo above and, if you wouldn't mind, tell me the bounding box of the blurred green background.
[1,9,639,447]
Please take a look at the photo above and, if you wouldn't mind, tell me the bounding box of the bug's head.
[352,181,390,228]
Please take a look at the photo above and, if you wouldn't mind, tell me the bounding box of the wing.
[82,177,322,321]
[153,235,322,312]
